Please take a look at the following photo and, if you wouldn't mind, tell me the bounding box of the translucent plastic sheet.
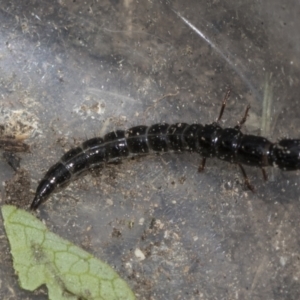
[1,1,300,299]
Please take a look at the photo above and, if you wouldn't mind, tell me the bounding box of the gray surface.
[1,0,300,299]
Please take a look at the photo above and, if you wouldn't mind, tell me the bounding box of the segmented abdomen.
[31,123,201,209]
[30,122,300,210]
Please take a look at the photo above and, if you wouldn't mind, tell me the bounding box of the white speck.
[106,198,113,206]
[280,256,287,266]
[134,248,145,260]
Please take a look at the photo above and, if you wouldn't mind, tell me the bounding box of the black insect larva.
[30,91,300,210]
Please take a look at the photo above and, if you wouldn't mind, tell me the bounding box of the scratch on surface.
[173,10,258,99]
[250,255,268,295]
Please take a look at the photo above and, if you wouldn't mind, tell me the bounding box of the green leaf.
[2,205,135,300]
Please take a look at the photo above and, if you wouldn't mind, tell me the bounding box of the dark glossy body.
[30,121,300,210]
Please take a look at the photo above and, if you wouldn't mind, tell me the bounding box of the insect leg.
[198,158,206,172]
[261,167,268,181]
[236,105,251,129]
[216,89,231,123]
[237,163,255,192]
